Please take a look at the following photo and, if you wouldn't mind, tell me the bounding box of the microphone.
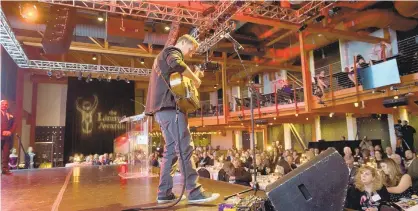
[224,33,244,50]
[130,99,146,108]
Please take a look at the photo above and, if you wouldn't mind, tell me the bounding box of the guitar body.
[169,72,200,113]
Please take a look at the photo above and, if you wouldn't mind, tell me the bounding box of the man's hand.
[194,77,202,88]
[2,131,11,136]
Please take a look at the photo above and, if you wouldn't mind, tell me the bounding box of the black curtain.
[64,78,134,162]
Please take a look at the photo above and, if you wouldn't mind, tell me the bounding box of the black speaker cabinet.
[42,6,76,54]
[383,96,408,108]
[266,148,349,211]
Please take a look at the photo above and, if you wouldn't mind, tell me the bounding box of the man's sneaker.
[157,193,186,204]
[188,192,220,204]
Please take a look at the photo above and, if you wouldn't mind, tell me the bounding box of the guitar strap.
[154,48,182,105]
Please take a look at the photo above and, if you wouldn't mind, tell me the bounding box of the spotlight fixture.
[86,73,92,83]
[393,106,398,109]
[97,16,104,22]
[164,26,170,31]
[298,23,307,32]
[47,70,53,77]
[295,113,299,117]
[107,75,112,82]
[20,3,38,21]
[116,75,120,81]
[329,112,334,118]
[125,78,130,83]
[273,117,276,120]
[97,75,103,82]
[354,102,359,107]
[306,118,309,120]
[140,58,145,65]
[92,54,97,61]
[77,71,83,80]
[214,84,218,89]
[314,15,325,23]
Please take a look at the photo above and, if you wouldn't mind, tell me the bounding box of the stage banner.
[64,78,135,161]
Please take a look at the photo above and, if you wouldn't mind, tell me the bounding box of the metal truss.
[0,8,29,67]
[0,7,151,76]
[195,21,236,54]
[38,0,205,25]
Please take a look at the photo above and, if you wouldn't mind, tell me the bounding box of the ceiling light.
[314,15,325,23]
[107,74,112,82]
[47,70,53,77]
[394,95,399,99]
[354,102,359,107]
[241,123,243,126]
[20,4,38,21]
[306,118,309,120]
[140,58,145,65]
[393,106,398,109]
[329,112,334,118]
[164,26,170,31]
[98,75,103,82]
[298,23,307,32]
[125,78,130,83]
[257,124,260,127]
[98,16,104,22]
[273,117,276,120]
[269,123,273,125]
[295,113,299,117]
[92,54,97,61]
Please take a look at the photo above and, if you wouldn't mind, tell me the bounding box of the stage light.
[140,58,145,65]
[306,117,309,120]
[92,54,97,61]
[125,78,130,83]
[86,73,92,83]
[20,4,38,22]
[314,15,325,23]
[393,106,398,109]
[116,75,120,81]
[97,75,103,82]
[107,74,111,82]
[295,113,299,117]
[77,71,83,80]
[354,102,359,107]
[394,95,399,99]
[164,26,170,31]
[298,23,307,32]
[329,112,334,118]
[97,16,104,22]
[47,70,53,77]
[273,117,276,120]
[214,84,218,89]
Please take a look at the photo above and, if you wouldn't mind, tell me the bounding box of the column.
[14,68,24,150]
[231,86,240,111]
[399,108,409,122]
[284,123,292,150]
[387,114,397,150]
[299,32,313,112]
[314,116,321,141]
[263,128,268,150]
[346,113,357,140]
[235,131,243,149]
[30,83,38,147]
[222,52,229,122]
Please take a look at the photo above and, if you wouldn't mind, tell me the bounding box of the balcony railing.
[188,100,225,118]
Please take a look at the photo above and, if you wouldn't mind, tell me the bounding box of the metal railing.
[188,100,225,118]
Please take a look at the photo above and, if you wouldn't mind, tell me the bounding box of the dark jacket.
[1,111,15,140]
[345,186,390,210]
[218,169,230,182]
[234,167,252,187]
[145,46,188,115]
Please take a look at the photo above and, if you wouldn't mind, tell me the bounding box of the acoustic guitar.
[169,67,203,113]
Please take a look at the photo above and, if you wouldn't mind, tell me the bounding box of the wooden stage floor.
[1,165,264,211]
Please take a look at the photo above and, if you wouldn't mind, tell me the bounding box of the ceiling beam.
[234,14,389,44]
[19,36,299,71]
[258,27,283,40]
[88,37,104,49]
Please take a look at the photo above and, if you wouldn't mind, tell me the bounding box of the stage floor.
[1,166,264,211]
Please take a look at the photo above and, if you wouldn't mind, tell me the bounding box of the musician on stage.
[1,100,15,175]
[145,34,219,204]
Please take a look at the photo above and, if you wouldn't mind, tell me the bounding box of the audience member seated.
[232,159,252,187]
[292,151,301,165]
[345,156,357,187]
[314,148,320,156]
[404,150,416,169]
[199,151,211,167]
[380,158,415,202]
[374,150,384,168]
[218,161,235,183]
[354,147,362,162]
[197,168,211,179]
[385,146,394,158]
[344,147,353,157]
[345,166,389,211]
[389,154,407,174]
[361,149,371,164]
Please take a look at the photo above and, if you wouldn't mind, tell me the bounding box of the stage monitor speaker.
[42,6,76,54]
[266,148,349,211]
[382,96,408,108]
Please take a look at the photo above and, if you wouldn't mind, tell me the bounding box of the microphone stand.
[224,36,260,200]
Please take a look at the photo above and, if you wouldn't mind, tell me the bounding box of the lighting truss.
[0,7,29,67]
[38,0,205,25]
[0,7,151,76]
[195,21,236,54]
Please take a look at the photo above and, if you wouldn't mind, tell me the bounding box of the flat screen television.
[359,59,401,90]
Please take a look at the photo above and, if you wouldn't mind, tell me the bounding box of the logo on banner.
[76,95,98,135]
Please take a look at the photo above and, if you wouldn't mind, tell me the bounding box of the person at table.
[354,147,362,162]
[360,136,373,151]
[390,153,407,174]
[199,151,211,167]
[250,155,267,176]
[232,159,252,187]
[405,150,416,169]
[360,149,371,165]
[292,151,301,165]
[344,147,353,157]
[380,158,415,202]
[217,161,235,183]
[345,166,389,211]
[345,156,358,187]
[385,146,394,159]
[374,150,384,169]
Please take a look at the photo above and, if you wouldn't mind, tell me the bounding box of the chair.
[197,168,211,179]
